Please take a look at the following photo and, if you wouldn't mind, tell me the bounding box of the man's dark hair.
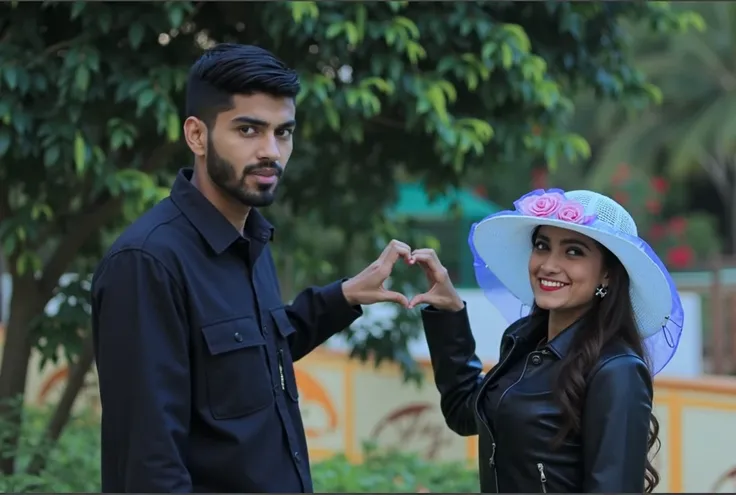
[185,43,300,127]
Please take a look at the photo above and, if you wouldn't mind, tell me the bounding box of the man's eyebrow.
[231,116,297,128]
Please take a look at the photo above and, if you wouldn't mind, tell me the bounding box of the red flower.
[613,191,629,205]
[666,245,695,268]
[474,185,488,197]
[612,163,630,186]
[668,216,687,236]
[649,224,666,241]
[651,176,669,194]
[645,199,661,215]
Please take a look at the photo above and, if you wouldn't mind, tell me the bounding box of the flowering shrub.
[605,163,721,269]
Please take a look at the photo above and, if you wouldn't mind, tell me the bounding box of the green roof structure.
[386,183,502,288]
[389,182,502,220]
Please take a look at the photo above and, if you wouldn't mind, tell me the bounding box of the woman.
[406,189,683,493]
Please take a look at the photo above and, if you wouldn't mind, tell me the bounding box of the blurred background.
[1,1,735,492]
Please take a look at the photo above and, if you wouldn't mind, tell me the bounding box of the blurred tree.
[560,3,736,252]
[0,0,699,475]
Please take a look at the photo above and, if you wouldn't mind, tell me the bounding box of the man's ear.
[183,116,207,157]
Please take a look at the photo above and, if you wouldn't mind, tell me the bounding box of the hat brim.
[471,214,672,339]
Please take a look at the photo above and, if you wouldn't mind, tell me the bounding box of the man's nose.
[256,134,281,162]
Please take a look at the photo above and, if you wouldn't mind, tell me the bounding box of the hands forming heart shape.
[341,239,465,312]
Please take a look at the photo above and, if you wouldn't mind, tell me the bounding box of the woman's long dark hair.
[531,228,661,492]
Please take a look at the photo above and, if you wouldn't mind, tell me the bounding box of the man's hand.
[341,239,413,308]
[407,248,464,312]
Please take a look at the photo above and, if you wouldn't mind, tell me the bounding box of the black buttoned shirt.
[91,168,363,493]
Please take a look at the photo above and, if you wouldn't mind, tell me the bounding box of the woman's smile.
[538,278,569,292]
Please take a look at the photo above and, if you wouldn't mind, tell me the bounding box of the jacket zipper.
[473,335,517,493]
[537,463,547,493]
[277,348,286,391]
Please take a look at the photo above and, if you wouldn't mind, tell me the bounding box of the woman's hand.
[408,248,465,312]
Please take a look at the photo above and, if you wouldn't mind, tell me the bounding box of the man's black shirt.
[91,168,363,492]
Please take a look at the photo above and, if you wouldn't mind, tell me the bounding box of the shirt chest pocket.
[201,317,273,420]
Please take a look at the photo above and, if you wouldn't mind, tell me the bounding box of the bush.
[0,406,101,492]
[312,443,480,493]
[1,406,479,492]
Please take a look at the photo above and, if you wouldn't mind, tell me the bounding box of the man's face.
[205,93,296,207]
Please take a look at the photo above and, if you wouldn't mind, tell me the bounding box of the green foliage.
[597,164,721,267]
[312,443,479,493]
[0,405,100,492]
[0,0,698,376]
[0,406,478,493]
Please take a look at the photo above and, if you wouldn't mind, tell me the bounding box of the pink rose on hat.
[514,190,565,218]
[556,200,590,224]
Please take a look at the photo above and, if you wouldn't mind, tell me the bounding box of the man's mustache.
[242,162,283,177]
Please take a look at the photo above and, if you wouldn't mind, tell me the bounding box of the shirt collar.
[508,312,584,360]
[170,167,275,255]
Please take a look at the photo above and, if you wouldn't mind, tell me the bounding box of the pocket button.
[233,332,244,343]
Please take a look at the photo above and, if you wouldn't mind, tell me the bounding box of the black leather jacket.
[421,304,654,493]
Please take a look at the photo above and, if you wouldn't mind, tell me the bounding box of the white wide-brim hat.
[469,188,683,375]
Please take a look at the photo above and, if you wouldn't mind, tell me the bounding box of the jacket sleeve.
[92,249,193,492]
[421,303,484,436]
[285,279,363,361]
[582,354,653,493]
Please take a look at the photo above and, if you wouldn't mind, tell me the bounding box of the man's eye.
[277,128,294,137]
[239,126,256,135]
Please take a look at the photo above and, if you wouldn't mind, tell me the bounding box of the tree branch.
[700,152,730,203]
[24,332,95,477]
[36,143,180,297]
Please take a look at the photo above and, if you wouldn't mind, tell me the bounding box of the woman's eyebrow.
[560,238,591,251]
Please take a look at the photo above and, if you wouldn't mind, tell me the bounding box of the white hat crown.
[566,190,638,237]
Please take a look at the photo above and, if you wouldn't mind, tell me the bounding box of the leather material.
[422,305,653,493]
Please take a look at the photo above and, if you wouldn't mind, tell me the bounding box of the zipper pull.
[489,442,496,467]
[537,462,547,493]
[278,349,285,391]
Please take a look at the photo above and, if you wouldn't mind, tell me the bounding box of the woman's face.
[528,225,608,314]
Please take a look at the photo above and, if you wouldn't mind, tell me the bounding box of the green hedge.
[1,407,479,493]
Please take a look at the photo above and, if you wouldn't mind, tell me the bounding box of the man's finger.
[383,290,410,308]
[378,240,412,265]
[408,293,429,309]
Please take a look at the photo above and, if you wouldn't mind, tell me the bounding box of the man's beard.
[205,141,283,208]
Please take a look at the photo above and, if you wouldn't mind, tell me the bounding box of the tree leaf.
[128,23,145,49]
[73,132,86,175]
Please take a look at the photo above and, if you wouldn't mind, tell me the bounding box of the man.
[91,44,413,493]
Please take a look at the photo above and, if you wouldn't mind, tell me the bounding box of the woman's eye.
[567,248,583,256]
[534,242,547,250]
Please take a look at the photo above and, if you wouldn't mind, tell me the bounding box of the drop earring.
[595,285,608,299]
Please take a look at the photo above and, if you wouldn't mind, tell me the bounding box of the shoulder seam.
[103,247,186,296]
[588,353,648,382]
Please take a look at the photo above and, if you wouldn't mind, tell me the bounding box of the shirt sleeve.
[283,279,363,361]
[582,354,653,493]
[92,249,193,492]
